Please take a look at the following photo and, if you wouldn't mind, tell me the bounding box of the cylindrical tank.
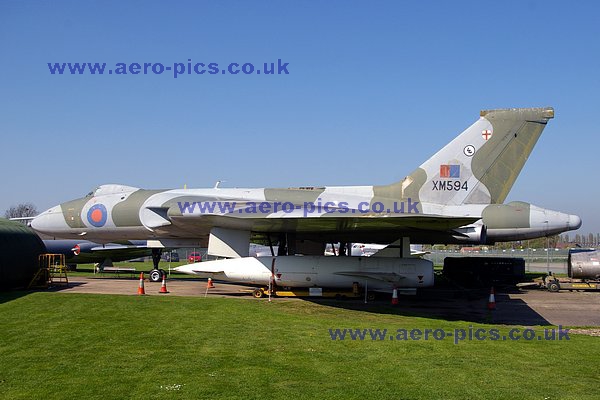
[0,219,46,290]
[568,249,600,279]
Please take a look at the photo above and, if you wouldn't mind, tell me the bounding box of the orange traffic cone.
[159,273,169,294]
[207,278,215,289]
[137,272,146,295]
[391,288,399,305]
[487,287,496,310]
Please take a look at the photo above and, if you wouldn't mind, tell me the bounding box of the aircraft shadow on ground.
[45,281,87,292]
[301,287,551,326]
[0,281,86,304]
[201,279,551,326]
[0,290,32,305]
[18,277,551,326]
[0,281,85,304]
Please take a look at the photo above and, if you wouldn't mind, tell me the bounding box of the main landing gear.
[149,248,166,282]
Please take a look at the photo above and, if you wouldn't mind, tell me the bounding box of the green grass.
[0,292,598,399]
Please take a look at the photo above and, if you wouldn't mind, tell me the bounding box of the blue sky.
[1,0,598,236]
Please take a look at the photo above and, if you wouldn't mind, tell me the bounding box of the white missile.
[174,256,434,292]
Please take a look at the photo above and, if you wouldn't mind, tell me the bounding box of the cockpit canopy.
[86,184,141,197]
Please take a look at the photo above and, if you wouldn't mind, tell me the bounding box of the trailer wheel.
[548,281,560,293]
[252,288,264,298]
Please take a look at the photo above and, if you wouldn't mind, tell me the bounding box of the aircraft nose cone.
[31,206,65,235]
[568,214,582,230]
[30,213,46,232]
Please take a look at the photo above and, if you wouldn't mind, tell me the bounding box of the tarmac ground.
[41,276,600,328]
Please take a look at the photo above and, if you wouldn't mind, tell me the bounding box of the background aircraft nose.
[568,214,582,230]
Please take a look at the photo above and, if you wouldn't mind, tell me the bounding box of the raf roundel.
[87,204,108,227]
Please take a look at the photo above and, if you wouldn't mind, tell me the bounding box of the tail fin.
[380,107,554,206]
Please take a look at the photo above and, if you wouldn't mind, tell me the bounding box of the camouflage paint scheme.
[32,108,581,257]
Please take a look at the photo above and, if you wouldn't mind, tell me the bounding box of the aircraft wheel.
[367,293,376,301]
[149,269,162,282]
[159,269,167,278]
[252,288,264,298]
[547,281,560,293]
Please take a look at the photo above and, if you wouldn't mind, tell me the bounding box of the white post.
[546,237,550,274]
[268,279,272,303]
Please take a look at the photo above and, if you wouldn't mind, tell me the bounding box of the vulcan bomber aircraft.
[32,107,581,289]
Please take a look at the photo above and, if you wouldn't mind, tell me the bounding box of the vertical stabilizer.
[404,107,554,206]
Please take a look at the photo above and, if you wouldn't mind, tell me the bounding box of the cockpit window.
[88,185,140,197]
